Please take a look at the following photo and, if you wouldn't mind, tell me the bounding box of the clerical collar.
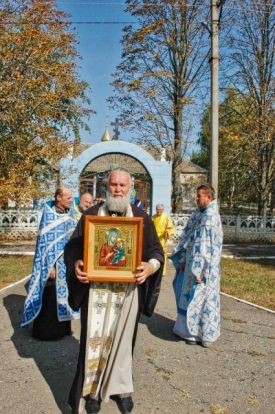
[199,200,216,212]
[54,205,69,214]
[107,209,126,217]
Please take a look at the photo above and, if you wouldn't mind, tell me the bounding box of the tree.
[193,1,275,215]
[227,0,275,215]
[109,0,209,212]
[191,107,210,173]
[193,89,254,211]
[192,88,270,213]
[0,0,92,206]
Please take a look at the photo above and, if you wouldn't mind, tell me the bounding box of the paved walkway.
[0,260,274,414]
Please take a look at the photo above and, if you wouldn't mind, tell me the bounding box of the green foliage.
[226,0,275,214]
[191,107,210,172]
[193,87,274,211]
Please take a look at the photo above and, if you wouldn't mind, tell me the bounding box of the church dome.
[101,127,112,142]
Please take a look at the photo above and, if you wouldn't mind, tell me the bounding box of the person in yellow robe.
[152,204,175,276]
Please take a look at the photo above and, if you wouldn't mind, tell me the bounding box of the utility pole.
[210,0,220,198]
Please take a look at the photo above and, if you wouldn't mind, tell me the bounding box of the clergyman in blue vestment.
[21,186,79,340]
[171,184,223,348]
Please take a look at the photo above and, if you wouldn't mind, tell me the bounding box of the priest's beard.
[106,190,131,213]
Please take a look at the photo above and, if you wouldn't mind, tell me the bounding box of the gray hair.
[80,192,93,199]
[156,204,165,209]
[106,168,132,186]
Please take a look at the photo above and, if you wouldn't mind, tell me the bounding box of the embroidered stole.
[82,282,129,396]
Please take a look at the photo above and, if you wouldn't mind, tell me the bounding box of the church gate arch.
[79,152,152,213]
[60,141,172,213]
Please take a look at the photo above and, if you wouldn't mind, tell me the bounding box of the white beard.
[106,191,131,213]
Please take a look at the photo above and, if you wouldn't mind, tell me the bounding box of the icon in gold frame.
[83,216,143,282]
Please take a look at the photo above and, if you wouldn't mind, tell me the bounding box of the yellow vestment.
[152,212,175,276]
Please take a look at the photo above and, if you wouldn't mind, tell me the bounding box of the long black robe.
[64,204,164,413]
[30,205,72,341]
[32,280,71,340]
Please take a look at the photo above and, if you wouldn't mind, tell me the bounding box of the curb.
[0,274,31,294]
[0,250,34,256]
[221,291,275,314]
[222,255,275,260]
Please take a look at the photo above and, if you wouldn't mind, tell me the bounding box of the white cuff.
[148,258,161,273]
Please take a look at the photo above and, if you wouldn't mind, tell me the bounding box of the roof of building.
[68,136,206,175]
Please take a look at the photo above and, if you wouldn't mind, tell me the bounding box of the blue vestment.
[21,202,79,327]
[171,200,223,343]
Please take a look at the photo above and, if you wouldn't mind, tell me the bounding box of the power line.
[57,1,275,4]
[57,0,275,6]
[68,21,136,24]
[0,21,137,25]
[58,1,125,4]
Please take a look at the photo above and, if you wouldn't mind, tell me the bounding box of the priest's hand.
[135,261,155,285]
[179,262,185,272]
[49,267,56,279]
[195,276,204,284]
[75,260,89,284]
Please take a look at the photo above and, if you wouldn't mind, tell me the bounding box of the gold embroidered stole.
[82,282,128,396]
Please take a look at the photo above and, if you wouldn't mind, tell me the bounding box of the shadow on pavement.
[3,293,79,414]
[140,312,180,342]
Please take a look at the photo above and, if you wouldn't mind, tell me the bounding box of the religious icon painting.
[84,216,143,282]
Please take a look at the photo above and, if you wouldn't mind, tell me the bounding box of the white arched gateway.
[60,140,172,213]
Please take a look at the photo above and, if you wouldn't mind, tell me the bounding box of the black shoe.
[111,395,134,414]
[85,397,101,414]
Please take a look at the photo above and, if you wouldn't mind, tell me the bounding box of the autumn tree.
[226,0,275,215]
[193,89,258,212]
[109,0,209,212]
[0,0,91,206]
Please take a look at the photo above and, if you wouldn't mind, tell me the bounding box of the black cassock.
[64,204,164,413]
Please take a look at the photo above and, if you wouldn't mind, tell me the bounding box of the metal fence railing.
[0,210,274,242]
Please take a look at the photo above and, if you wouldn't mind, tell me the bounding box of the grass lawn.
[221,258,275,311]
[0,255,33,289]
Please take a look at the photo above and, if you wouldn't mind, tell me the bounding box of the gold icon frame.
[84,216,143,282]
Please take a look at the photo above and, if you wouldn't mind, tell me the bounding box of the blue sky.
[56,0,207,156]
[57,1,133,144]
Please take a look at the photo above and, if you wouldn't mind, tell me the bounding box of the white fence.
[0,210,41,240]
[0,210,274,242]
[171,214,275,242]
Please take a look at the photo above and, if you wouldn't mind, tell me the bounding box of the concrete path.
[0,260,274,414]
